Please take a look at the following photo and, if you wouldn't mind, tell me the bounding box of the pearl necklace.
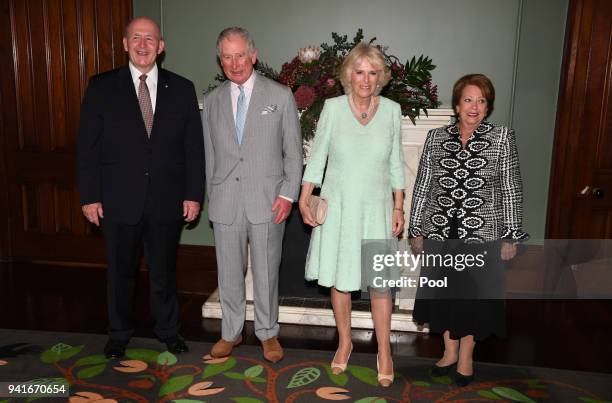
[349,94,376,120]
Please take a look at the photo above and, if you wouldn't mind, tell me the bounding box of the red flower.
[294,85,316,109]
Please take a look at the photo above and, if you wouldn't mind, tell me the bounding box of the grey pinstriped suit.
[202,73,302,341]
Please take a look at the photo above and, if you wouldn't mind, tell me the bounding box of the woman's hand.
[299,199,318,227]
[501,241,517,261]
[392,208,405,237]
[299,182,318,227]
[409,236,424,254]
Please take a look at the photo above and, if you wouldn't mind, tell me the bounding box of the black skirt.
[412,220,506,341]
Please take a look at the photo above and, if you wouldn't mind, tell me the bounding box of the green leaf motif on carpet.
[157,351,178,366]
[172,400,207,403]
[578,398,611,403]
[224,371,246,380]
[430,374,453,385]
[249,376,266,383]
[354,398,388,403]
[125,348,159,362]
[346,365,378,386]
[74,354,109,367]
[412,380,431,387]
[230,398,265,403]
[76,363,106,379]
[478,390,503,400]
[323,364,349,386]
[41,343,83,363]
[244,364,263,378]
[492,387,537,402]
[203,357,236,379]
[287,367,321,388]
[159,374,194,396]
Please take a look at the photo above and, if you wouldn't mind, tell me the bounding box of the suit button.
[145,172,149,176]
[235,177,239,181]
[239,158,244,162]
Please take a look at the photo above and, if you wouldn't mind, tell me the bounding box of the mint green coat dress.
[303,95,405,292]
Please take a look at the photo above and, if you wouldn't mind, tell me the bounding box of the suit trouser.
[213,208,285,342]
[103,190,183,342]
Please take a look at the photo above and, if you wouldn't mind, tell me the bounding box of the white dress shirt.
[129,62,158,113]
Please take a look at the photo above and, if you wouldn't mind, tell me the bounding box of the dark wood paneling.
[547,0,612,238]
[0,0,132,262]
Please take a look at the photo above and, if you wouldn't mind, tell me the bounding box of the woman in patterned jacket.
[408,74,528,387]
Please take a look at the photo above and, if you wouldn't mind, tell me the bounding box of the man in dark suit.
[77,17,204,359]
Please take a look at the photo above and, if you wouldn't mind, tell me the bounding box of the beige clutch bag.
[308,195,328,225]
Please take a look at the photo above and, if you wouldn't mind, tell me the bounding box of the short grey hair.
[216,26,256,56]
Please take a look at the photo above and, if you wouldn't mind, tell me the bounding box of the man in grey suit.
[202,27,302,362]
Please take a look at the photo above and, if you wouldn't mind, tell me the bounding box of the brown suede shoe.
[211,336,242,358]
[262,336,284,363]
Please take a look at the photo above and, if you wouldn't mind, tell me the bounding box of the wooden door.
[0,0,131,262]
[547,0,612,239]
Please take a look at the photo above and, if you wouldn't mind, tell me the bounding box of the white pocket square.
[261,104,278,115]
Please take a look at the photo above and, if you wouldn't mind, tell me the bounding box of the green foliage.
[430,374,453,385]
[478,390,503,400]
[74,354,109,367]
[323,363,349,387]
[230,398,265,403]
[224,371,247,380]
[286,367,320,388]
[203,357,237,379]
[125,348,159,363]
[244,365,264,379]
[76,364,106,379]
[157,351,178,366]
[492,387,537,402]
[159,374,194,397]
[346,365,379,386]
[40,344,83,363]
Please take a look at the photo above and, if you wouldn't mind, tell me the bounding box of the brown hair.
[340,43,391,95]
[452,73,495,118]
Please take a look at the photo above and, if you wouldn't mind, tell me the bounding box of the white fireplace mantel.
[202,108,455,331]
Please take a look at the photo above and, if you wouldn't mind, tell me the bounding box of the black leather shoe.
[454,370,474,387]
[430,362,456,377]
[104,339,126,359]
[163,336,189,354]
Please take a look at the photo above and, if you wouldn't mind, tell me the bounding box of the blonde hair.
[339,43,391,95]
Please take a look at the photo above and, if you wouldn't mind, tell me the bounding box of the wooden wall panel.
[1,0,132,262]
[546,0,612,238]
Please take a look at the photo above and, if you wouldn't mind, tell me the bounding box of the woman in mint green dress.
[299,43,405,387]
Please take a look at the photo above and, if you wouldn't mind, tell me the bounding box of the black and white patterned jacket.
[408,121,529,243]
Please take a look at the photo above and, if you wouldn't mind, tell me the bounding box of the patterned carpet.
[0,329,610,402]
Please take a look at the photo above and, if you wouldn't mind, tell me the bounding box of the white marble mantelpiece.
[202,108,455,331]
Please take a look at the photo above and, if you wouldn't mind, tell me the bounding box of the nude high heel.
[377,353,394,387]
[331,343,353,375]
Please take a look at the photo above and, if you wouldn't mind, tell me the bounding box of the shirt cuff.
[279,195,293,203]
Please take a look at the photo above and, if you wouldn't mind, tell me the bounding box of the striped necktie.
[235,85,246,144]
[138,74,154,137]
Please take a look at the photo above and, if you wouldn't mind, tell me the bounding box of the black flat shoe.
[104,339,127,359]
[430,362,456,377]
[454,370,474,387]
[163,335,189,354]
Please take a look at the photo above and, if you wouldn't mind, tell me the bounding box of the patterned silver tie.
[235,85,246,144]
[138,74,153,137]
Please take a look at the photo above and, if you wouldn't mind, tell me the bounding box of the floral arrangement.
[208,29,440,143]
